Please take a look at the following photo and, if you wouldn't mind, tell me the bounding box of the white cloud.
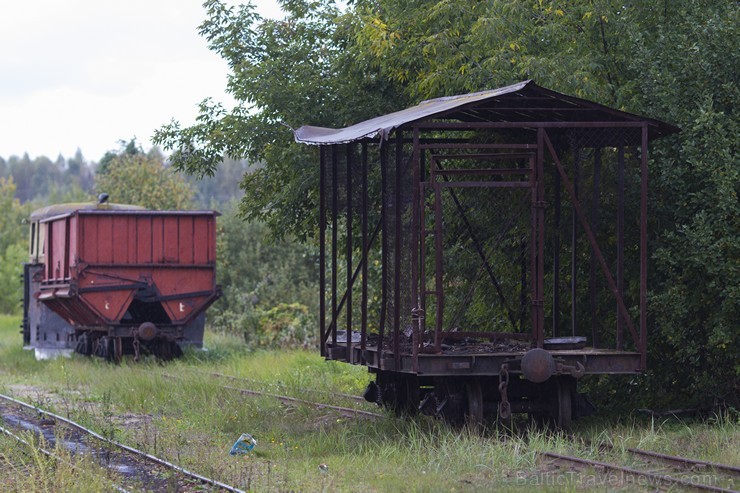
[0,0,283,161]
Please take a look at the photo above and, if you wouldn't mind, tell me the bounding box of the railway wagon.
[22,202,220,361]
[295,80,680,428]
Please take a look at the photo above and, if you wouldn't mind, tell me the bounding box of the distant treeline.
[0,145,251,208]
[0,151,94,204]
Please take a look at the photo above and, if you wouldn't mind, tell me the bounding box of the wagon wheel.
[75,333,93,356]
[465,378,484,429]
[552,376,575,430]
[94,336,108,359]
[377,372,419,416]
[432,378,465,425]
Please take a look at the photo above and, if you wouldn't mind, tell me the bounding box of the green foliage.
[211,205,319,347]
[94,148,195,210]
[2,150,95,203]
[97,138,145,175]
[0,243,25,315]
[242,302,315,348]
[352,0,625,104]
[154,0,406,239]
[186,157,252,208]
[155,0,739,408]
[0,178,32,315]
[618,2,739,408]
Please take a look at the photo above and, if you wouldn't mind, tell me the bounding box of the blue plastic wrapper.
[229,433,257,455]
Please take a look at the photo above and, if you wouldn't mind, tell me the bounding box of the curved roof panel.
[294,80,680,145]
[30,203,146,221]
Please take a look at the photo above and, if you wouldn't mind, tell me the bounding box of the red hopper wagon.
[27,206,220,361]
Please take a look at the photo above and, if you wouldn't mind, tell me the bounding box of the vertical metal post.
[616,146,625,350]
[536,131,545,348]
[552,163,561,337]
[434,182,443,351]
[419,184,427,338]
[393,132,403,369]
[319,147,326,356]
[361,142,368,352]
[419,145,427,337]
[411,128,420,372]
[346,143,353,362]
[331,146,338,347]
[378,143,388,362]
[530,151,538,346]
[640,125,648,369]
[571,147,580,337]
[520,239,527,332]
[589,148,602,348]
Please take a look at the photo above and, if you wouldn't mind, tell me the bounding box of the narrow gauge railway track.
[0,422,131,493]
[542,448,739,492]
[0,393,245,493]
[152,370,383,420]
[202,370,368,405]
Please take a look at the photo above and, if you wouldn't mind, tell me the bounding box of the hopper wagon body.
[23,204,220,361]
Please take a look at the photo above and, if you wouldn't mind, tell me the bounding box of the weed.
[0,314,738,492]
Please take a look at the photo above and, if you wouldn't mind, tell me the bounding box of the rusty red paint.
[37,210,219,330]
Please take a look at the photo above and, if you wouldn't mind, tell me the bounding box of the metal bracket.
[555,360,585,379]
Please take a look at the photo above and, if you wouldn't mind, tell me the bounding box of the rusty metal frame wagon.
[295,80,679,427]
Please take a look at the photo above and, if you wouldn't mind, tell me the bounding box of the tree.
[153,0,406,239]
[210,203,319,346]
[95,146,195,210]
[186,157,253,208]
[0,177,31,315]
[154,0,738,408]
[618,2,739,408]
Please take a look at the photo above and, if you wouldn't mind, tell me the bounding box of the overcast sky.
[0,1,282,162]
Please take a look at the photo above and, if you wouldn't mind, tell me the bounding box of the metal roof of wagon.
[294,80,680,145]
[30,202,146,221]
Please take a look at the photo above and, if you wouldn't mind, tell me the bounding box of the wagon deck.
[328,342,642,377]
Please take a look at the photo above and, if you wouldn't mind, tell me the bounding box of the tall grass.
[1,314,738,491]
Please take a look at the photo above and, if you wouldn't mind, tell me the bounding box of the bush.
[242,303,315,348]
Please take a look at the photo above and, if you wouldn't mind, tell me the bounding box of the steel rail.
[0,393,245,493]
[542,451,737,493]
[0,423,131,493]
[626,447,740,478]
[202,370,368,404]
[147,369,381,418]
[218,384,382,420]
[588,439,740,479]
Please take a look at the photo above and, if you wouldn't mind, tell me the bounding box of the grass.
[0,313,738,492]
